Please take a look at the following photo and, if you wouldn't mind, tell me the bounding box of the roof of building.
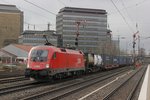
[22,30,56,35]
[0,49,17,57]
[0,4,21,13]
[59,7,107,14]
[13,44,33,52]
[0,44,33,58]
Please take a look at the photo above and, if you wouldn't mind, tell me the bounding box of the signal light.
[75,41,78,46]
[133,42,136,48]
[75,38,78,41]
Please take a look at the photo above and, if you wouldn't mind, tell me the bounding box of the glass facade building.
[56,7,109,54]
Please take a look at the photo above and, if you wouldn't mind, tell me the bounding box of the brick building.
[0,4,23,48]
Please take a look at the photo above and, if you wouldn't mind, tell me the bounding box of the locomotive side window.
[30,50,48,62]
[52,52,57,59]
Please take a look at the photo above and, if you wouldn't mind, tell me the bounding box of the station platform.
[138,64,150,100]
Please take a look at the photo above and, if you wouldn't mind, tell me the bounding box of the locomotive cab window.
[30,50,48,62]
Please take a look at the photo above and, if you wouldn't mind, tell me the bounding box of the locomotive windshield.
[30,49,48,62]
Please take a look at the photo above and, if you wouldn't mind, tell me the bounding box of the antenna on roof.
[47,23,51,31]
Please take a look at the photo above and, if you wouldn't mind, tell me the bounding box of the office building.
[0,4,23,48]
[56,7,109,54]
[19,30,61,46]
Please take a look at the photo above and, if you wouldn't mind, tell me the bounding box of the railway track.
[0,76,27,84]
[0,67,132,100]
[0,70,24,79]
[0,81,48,96]
[126,68,146,100]
[21,67,131,100]
[103,66,146,100]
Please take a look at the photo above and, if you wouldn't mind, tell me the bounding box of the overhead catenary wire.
[0,0,55,30]
[109,0,148,15]
[20,6,52,21]
[24,0,56,15]
[57,0,67,6]
[120,0,134,25]
[23,0,56,30]
[110,0,134,33]
[136,0,148,6]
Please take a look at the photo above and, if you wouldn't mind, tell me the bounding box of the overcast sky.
[0,0,150,54]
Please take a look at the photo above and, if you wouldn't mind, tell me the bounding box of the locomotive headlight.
[27,64,30,68]
[46,64,49,68]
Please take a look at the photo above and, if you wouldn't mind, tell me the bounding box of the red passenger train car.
[25,46,85,80]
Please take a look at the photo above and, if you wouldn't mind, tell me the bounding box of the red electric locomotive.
[25,45,85,80]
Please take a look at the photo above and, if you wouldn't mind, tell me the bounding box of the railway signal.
[133,31,139,67]
[75,20,86,49]
[133,41,136,48]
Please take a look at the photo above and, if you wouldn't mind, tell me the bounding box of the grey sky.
[0,0,150,54]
